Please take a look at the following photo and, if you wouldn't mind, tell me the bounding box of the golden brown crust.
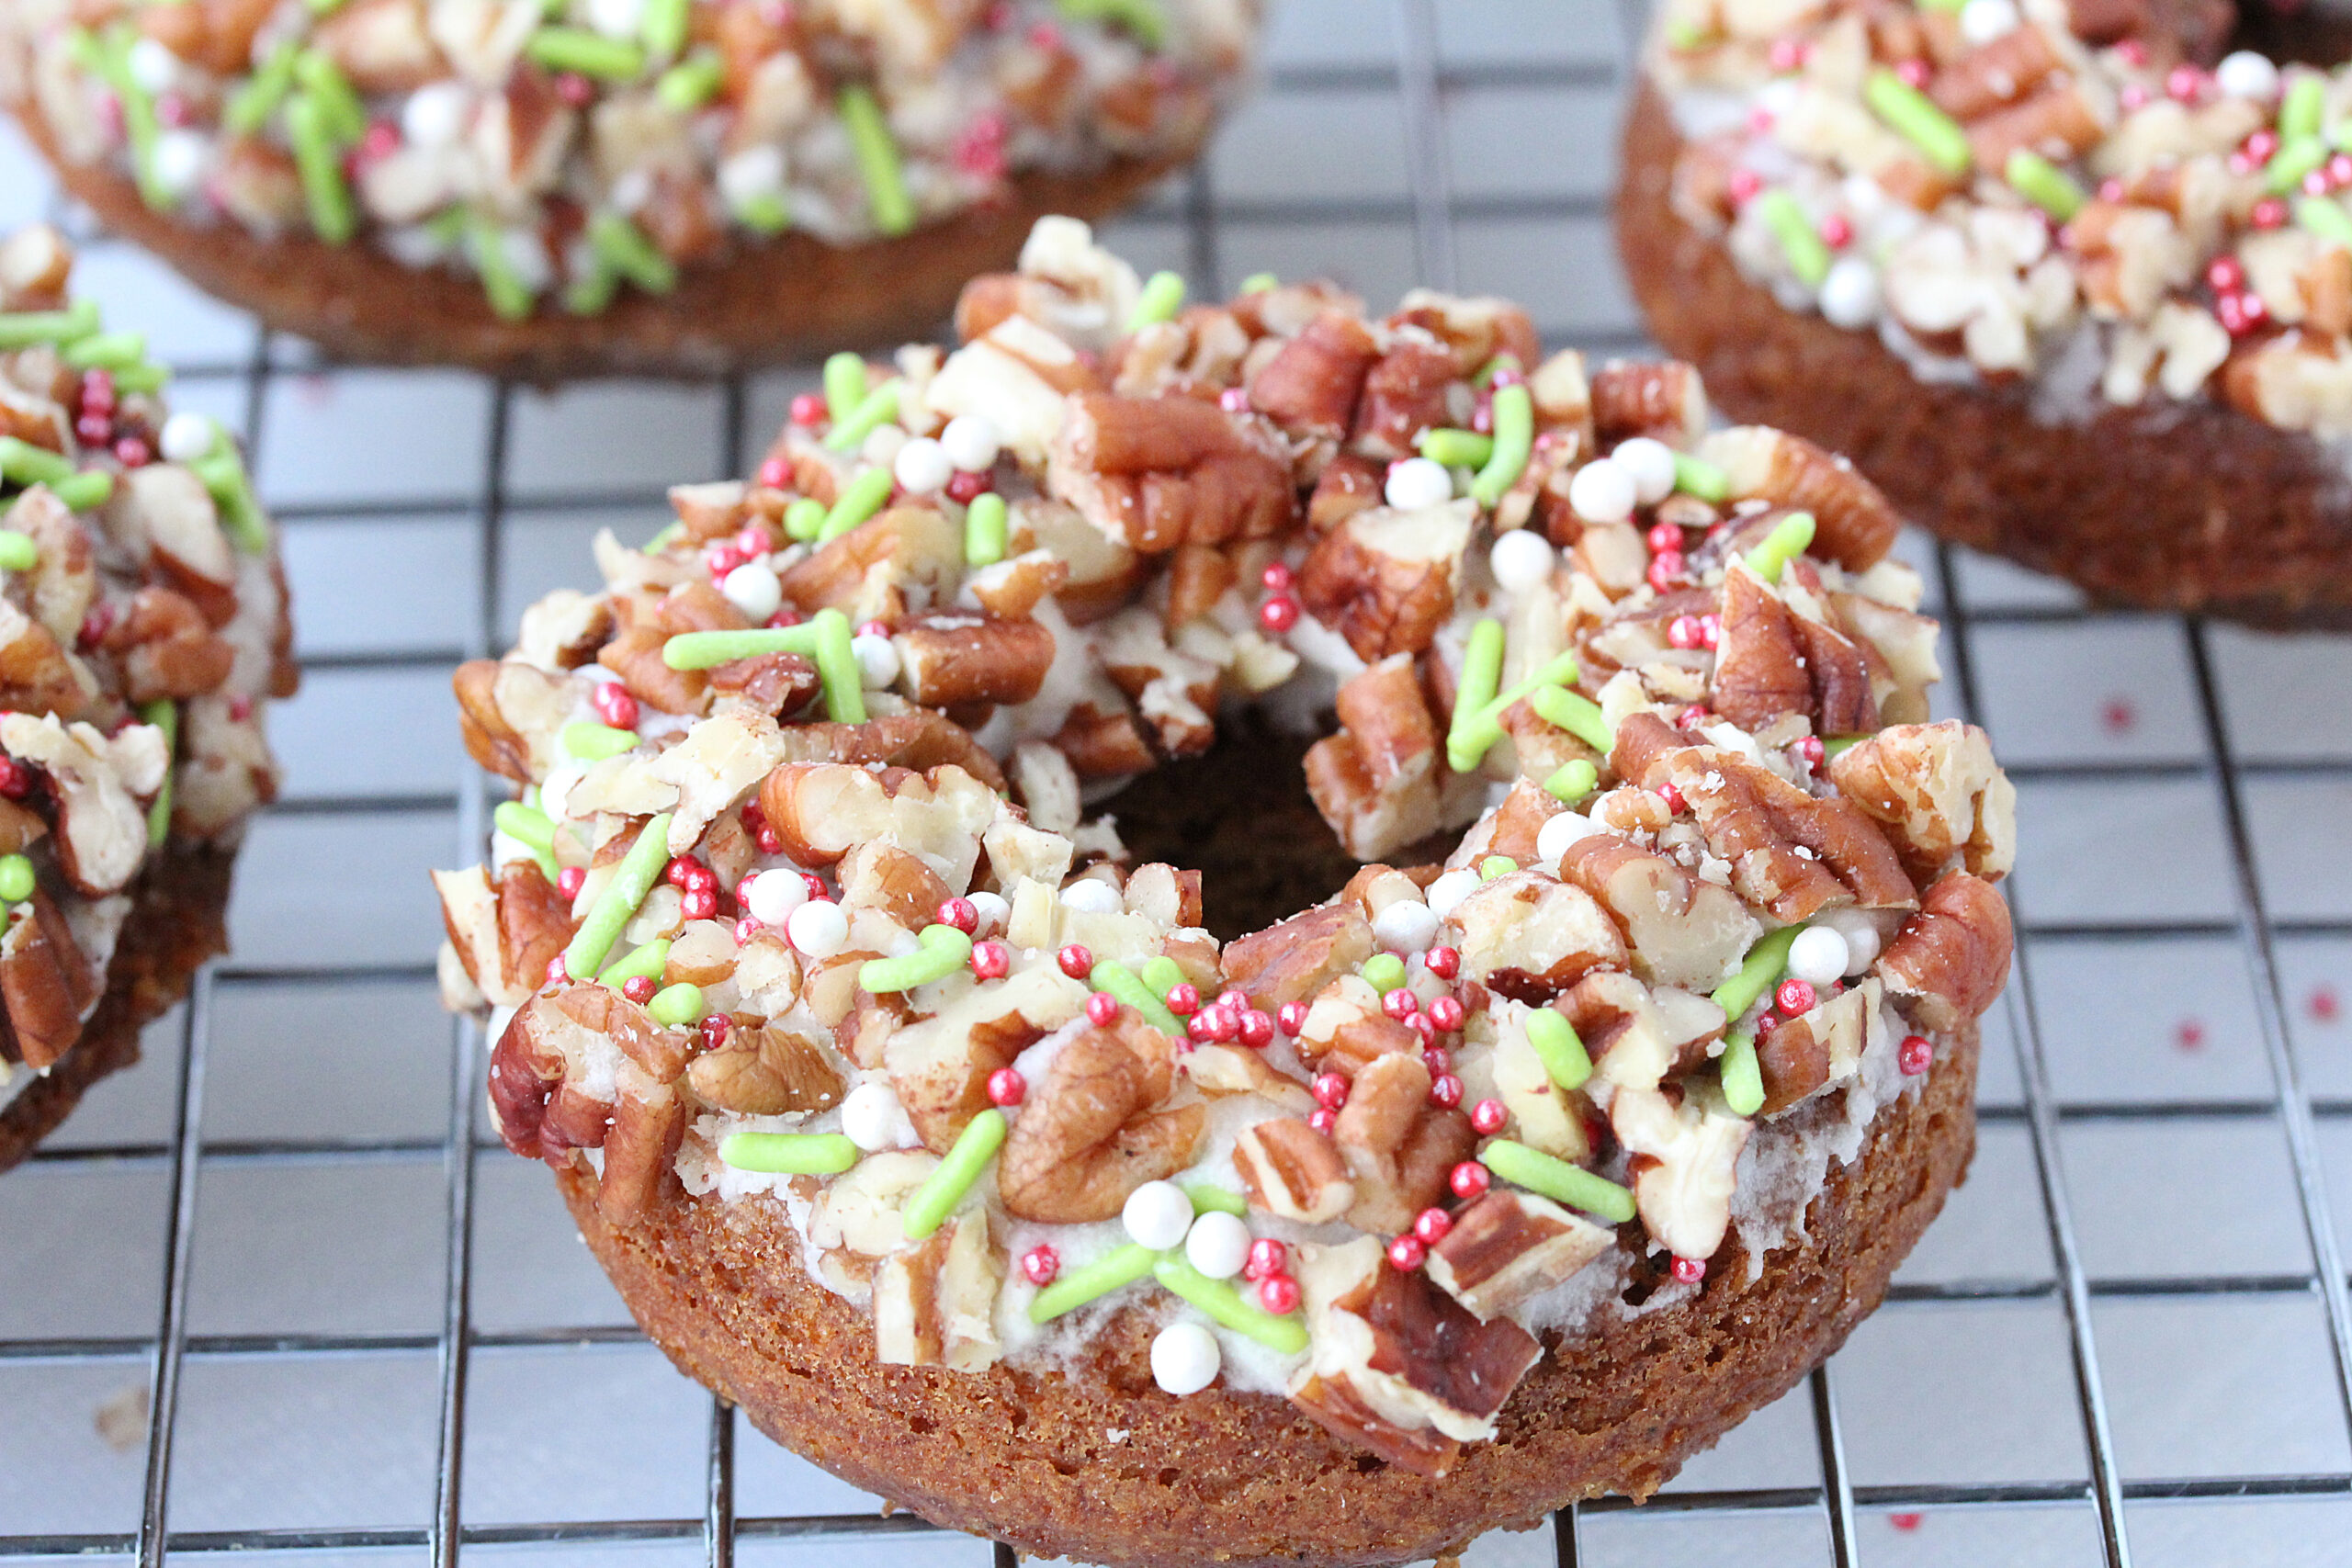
[0,844,234,1173]
[559,1024,1978,1568]
[1616,79,2352,629]
[14,104,1196,383]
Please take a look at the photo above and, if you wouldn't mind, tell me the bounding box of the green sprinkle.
[783,497,826,541]
[965,491,1009,567]
[561,720,639,761]
[492,800,557,853]
[1673,451,1730,502]
[655,51,724,110]
[1139,954,1187,997]
[718,1131,860,1175]
[226,41,300,135]
[1089,958,1185,1037]
[1544,760,1599,803]
[2004,149,2085,220]
[1153,1257,1308,1353]
[1753,188,1832,287]
[0,853,33,905]
[526,26,647,80]
[563,260,618,317]
[1527,683,1613,755]
[642,521,684,554]
[859,922,975,993]
[1824,735,1864,758]
[819,465,896,540]
[641,0,691,56]
[1445,618,1507,773]
[1744,511,1817,582]
[901,1108,1006,1240]
[1712,924,1803,1023]
[1418,427,1494,469]
[0,299,100,351]
[2299,196,2352,248]
[733,190,791,235]
[2284,73,2327,143]
[1917,0,1964,11]
[1480,1139,1636,1224]
[1480,855,1518,881]
[1473,353,1521,391]
[822,382,902,454]
[62,331,145,370]
[1719,1029,1765,1116]
[1029,1241,1159,1322]
[1446,648,1581,774]
[597,938,670,988]
[1129,269,1186,330]
[838,85,916,237]
[1864,68,1971,176]
[1056,0,1170,48]
[111,362,170,396]
[1524,1008,1591,1091]
[188,448,271,554]
[0,439,72,489]
[1469,382,1533,508]
[2269,134,2329,196]
[1361,953,1408,993]
[49,471,113,512]
[561,811,674,981]
[287,94,357,243]
[293,49,368,145]
[88,28,171,210]
[140,698,176,849]
[0,532,37,573]
[647,981,707,1027]
[662,608,865,721]
[589,210,678,295]
[1238,271,1279,294]
[823,352,867,423]
[1182,1184,1249,1218]
[1662,17,1711,46]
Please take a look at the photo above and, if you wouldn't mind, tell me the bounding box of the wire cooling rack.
[5,1,2352,1563]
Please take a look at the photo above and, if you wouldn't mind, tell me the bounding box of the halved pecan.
[1712,568,1878,734]
[1046,391,1296,553]
[1442,870,1626,1002]
[1877,872,2013,1032]
[1334,1051,1476,1235]
[1224,901,1375,1010]
[1297,500,1475,660]
[892,613,1054,706]
[1427,1189,1612,1321]
[686,1023,845,1115]
[1831,721,2017,882]
[1555,832,1758,991]
[995,1007,1204,1222]
[0,889,96,1071]
[1698,427,1902,571]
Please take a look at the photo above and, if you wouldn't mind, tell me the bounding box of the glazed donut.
[435,218,2017,1567]
[1618,0,2352,625]
[0,1,1255,379]
[0,224,295,1172]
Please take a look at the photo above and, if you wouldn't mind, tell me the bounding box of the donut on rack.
[0,0,1257,378]
[1619,0,2352,624]
[434,218,2017,1568]
[0,224,295,1172]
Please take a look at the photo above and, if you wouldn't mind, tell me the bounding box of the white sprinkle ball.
[401,83,469,149]
[939,413,1002,473]
[1566,457,1637,524]
[891,435,953,495]
[1819,256,1882,331]
[851,632,900,690]
[745,871,808,929]
[841,1080,909,1152]
[128,37,177,93]
[967,889,1010,933]
[1425,868,1482,921]
[1060,879,1123,915]
[860,423,908,468]
[1958,0,2019,43]
[1812,907,1882,976]
[718,145,786,209]
[1183,1211,1252,1280]
[786,898,848,959]
[159,412,220,465]
[1787,925,1850,988]
[719,559,783,623]
[151,131,207,202]
[2216,51,2281,102]
[1611,437,1679,505]
[1384,457,1455,511]
[584,0,649,39]
[1535,811,1602,866]
[1488,528,1556,594]
[1372,898,1440,955]
[1123,1180,1194,1249]
[1151,1322,1221,1396]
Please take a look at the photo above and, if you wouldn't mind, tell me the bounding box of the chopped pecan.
[1296,976,1422,1077]
[141,0,275,75]
[891,612,1054,707]
[1427,1190,1613,1321]
[1164,543,1238,628]
[1927,23,2059,119]
[1756,976,1880,1114]
[1334,1051,1477,1235]
[1612,1084,1748,1263]
[1010,739,1081,833]
[1877,872,2013,1032]
[1306,654,1446,860]
[1386,291,1542,377]
[0,889,97,1071]
[595,626,707,717]
[995,1007,1204,1222]
[1697,427,1901,571]
[875,1211,1002,1371]
[1964,85,2104,175]
[1297,500,1476,660]
[837,840,954,933]
[810,1149,938,1257]
[1561,969,1725,1094]
[1307,453,1385,533]
[1441,870,1626,1002]
[1233,1114,1355,1222]
[1351,340,1462,458]
[1188,1044,1316,1112]
[0,713,165,897]
[1123,862,1204,928]
[494,860,572,997]
[776,505,962,623]
[1046,391,1296,553]
[314,0,440,91]
[0,225,72,309]
[1048,701,1156,778]
[1247,310,1381,438]
[770,712,1007,790]
[1224,901,1375,1010]
[1712,568,1878,734]
[1555,833,1759,991]
[886,966,1088,1150]
[600,1058,687,1224]
[706,650,820,716]
[966,548,1072,620]
[1590,360,1707,445]
[1831,722,2016,882]
[0,599,91,721]
[2,487,94,648]
[756,763,893,867]
[102,586,236,703]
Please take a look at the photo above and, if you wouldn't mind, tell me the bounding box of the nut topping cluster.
[438,215,2016,1474]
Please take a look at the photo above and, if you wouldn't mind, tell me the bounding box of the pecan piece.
[1247,310,1381,438]
[995,1007,1204,1222]
[1233,1114,1355,1223]
[1351,340,1462,459]
[1555,833,1759,991]
[1296,500,1476,660]
[885,966,1088,1151]
[102,586,236,703]
[837,840,954,934]
[776,505,962,623]
[1831,721,2017,882]
[1,713,167,897]
[1877,872,2013,1032]
[1305,654,1445,860]
[1046,391,1296,553]
[875,1211,1002,1371]
[1224,901,1376,1010]
[1441,869,1626,1002]
[1757,977,1881,1114]
[687,1024,846,1115]
[1333,1051,1477,1235]
[1590,359,1707,445]
[892,613,1054,707]
[1698,427,1901,571]
[1612,1084,1749,1264]
[757,763,895,866]
[0,889,97,1071]
[0,599,92,722]
[1427,1190,1613,1321]
[1712,568,1878,735]
[1307,453,1384,533]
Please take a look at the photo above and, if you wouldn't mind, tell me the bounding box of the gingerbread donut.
[1618,0,2352,625]
[0,224,295,1172]
[1,1,1256,379]
[435,218,2017,1567]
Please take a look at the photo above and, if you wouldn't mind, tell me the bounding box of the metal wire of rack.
[4,0,2352,1563]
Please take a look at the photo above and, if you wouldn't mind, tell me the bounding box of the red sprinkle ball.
[1276,999,1310,1036]
[1261,562,1294,593]
[1796,735,1826,772]
[1244,1238,1288,1280]
[545,955,570,986]
[1427,994,1464,1033]
[622,975,658,1005]
[1657,780,1688,814]
[680,886,718,921]
[1420,1046,1451,1078]
[1671,1257,1707,1285]
[986,1066,1025,1106]
[1057,943,1093,979]
[2253,197,2290,230]
[1085,991,1121,1027]
[937,897,978,933]
[591,682,639,730]
[1668,614,1708,650]
[1425,945,1460,981]
[1429,1073,1464,1110]
[1471,1097,1509,1135]
[1166,983,1201,1017]
[1386,1234,1427,1271]
[1894,57,1928,88]
[1412,1207,1453,1246]
[1256,1273,1302,1315]
[1646,550,1685,593]
[557,865,586,901]
[1238,1008,1275,1049]
[1021,1245,1060,1286]
[944,468,991,504]
[1726,167,1762,207]
[1307,1108,1339,1137]
[701,1013,730,1049]
[1775,977,1817,1016]
[969,940,1011,981]
[1899,1034,1935,1075]
[1259,594,1300,635]
[1818,213,1852,250]
[1449,1159,1491,1201]
[1382,986,1419,1022]
[1312,1073,1351,1111]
